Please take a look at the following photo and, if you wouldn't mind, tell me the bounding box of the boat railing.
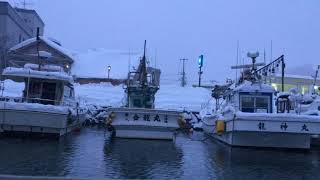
[0,96,75,107]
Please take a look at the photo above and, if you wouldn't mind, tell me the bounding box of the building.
[0,1,45,72]
[0,1,44,50]
[268,74,320,94]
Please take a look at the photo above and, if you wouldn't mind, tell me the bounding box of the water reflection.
[0,136,73,176]
[103,136,183,179]
[203,135,320,180]
[1,129,320,179]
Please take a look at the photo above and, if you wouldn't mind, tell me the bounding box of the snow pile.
[74,82,211,112]
[75,83,125,107]
[0,101,69,114]
[1,79,24,97]
[234,80,275,93]
[3,67,73,82]
[24,63,63,72]
[155,84,211,111]
[72,49,141,79]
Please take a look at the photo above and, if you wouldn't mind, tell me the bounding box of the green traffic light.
[198,55,204,68]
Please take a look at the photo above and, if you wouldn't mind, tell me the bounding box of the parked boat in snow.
[0,64,86,137]
[105,41,186,140]
[202,53,320,149]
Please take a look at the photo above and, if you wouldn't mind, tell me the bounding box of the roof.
[15,7,45,26]
[274,73,314,80]
[234,81,275,93]
[9,36,75,62]
[2,67,73,83]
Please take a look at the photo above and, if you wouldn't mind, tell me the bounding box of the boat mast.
[36,27,41,71]
[312,65,320,94]
[139,40,147,87]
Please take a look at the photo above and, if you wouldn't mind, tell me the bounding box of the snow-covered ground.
[74,83,125,107]
[1,80,212,112]
[75,81,212,112]
[1,47,213,112]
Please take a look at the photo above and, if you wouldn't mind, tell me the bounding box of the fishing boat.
[0,64,86,137]
[105,41,185,140]
[202,53,320,149]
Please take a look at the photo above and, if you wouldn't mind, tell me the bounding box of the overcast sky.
[7,0,320,83]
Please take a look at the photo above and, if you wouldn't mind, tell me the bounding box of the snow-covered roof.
[274,73,314,80]
[2,67,73,83]
[72,49,141,79]
[24,63,63,72]
[9,36,75,61]
[234,81,275,93]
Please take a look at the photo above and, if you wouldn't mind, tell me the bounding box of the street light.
[107,65,111,79]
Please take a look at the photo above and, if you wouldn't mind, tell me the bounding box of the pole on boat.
[36,27,40,71]
[281,55,285,92]
[140,40,147,87]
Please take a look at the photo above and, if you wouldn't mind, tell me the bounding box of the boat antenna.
[140,40,147,86]
[235,40,239,86]
[270,40,273,63]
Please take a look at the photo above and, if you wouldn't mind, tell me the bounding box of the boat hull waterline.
[106,108,184,140]
[0,103,85,137]
[202,113,320,149]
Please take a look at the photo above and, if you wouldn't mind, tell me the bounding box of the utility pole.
[180,58,188,87]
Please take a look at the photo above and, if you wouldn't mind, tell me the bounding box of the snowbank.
[75,82,211,112]
[74,83,125,107]
[72,49,141,79]
[155,85,211,111]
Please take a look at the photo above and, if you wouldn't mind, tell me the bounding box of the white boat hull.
[0,105,84,137]
[208,131,310,149]
[113,125,176,140]
[202,113,320,149]
[107,108,184,140]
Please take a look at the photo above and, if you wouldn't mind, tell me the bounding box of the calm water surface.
[0,128,320,179]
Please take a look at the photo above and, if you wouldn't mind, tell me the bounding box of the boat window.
[256,97,269,113]
[41,82,57,105]
[240,95,270,113]
[64,86,71,98]
[133,99,142,107]
[26,80,57,105]
[241,96,255,113]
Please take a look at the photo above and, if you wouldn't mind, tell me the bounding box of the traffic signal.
[198,55,204,68]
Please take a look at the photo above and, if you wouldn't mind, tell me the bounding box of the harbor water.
[1,128,320,179]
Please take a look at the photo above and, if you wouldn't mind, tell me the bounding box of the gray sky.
[8,0,320,83]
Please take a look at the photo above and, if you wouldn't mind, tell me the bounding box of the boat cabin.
[126,67,160,109]
[1,66,75,106]
[227,81,275,113]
